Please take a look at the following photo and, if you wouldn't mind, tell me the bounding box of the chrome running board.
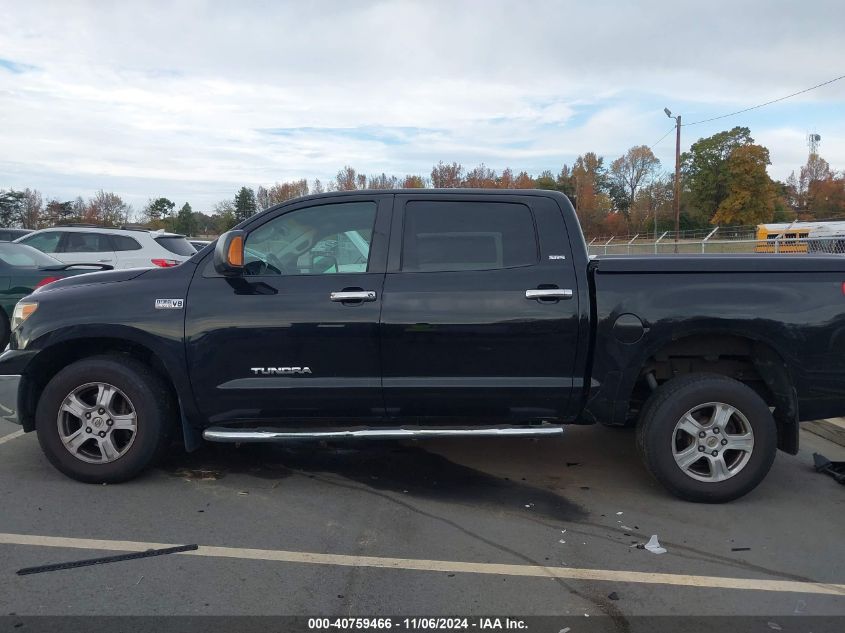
[202,425,564,443]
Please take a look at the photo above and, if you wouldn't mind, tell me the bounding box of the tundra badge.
[251,367,312,375]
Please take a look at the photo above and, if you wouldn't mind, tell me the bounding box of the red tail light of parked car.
[35,276,61,289]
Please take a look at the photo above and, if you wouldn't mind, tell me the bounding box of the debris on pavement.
[812,453,845,484]
[607,591,620,601]
[731,547,751,552]
[16,544,199,576]
[643,535,667,554]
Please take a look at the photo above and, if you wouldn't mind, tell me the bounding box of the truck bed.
[584,252,845,429]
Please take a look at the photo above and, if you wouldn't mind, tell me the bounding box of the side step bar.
[202,425,564,443]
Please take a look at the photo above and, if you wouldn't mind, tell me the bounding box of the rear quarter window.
[155,236,197,256]
[111,235,142,251]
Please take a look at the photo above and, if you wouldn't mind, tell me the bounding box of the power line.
[649,126,677,149]
[682,73,845,127]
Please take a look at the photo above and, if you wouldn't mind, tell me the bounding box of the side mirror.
[213,230,246,276]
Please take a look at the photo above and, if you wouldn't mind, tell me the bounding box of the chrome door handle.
[330,291,377,302]
[525,288,573,300]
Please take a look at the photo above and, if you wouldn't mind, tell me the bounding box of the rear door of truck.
[379,192,580,424]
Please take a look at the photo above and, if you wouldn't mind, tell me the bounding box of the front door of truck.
[379,193,581,423]
[185,195,391,425]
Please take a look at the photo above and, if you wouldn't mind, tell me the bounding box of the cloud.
[0,0,843,209]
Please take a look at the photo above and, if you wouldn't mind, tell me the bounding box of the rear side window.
[19,231,62,253]
[59,232,113,253]
[401,201,537,272]
[111,235,142,251]
[155,236,196,256]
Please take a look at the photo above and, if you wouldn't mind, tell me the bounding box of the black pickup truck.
[2,190,844,502]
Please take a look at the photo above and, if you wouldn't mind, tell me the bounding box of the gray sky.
[1,0,843,211]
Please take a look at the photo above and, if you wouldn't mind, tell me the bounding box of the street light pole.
[665,108,681,253]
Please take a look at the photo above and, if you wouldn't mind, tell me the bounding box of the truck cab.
[186,191,585,429]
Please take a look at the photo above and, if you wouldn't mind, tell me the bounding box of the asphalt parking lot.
[0,418,843,631]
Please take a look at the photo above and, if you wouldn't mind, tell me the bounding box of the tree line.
[1,126,842,238]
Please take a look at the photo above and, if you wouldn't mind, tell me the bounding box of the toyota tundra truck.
[2,189,845,502]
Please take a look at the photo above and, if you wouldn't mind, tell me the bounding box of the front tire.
[636,373,777,503]
[36,355,174,483]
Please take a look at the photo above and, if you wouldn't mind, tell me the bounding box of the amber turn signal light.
[228,235,244,267]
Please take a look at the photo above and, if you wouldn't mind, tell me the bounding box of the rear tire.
[36,355,174,483]
[636,373,777,503]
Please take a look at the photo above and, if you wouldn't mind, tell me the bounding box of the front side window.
[243,201,376,276]
[19,231,62,254]
[401,201,537,272]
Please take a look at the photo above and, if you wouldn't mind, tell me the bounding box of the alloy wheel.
[56,382,137,464]
[671,401,754,483]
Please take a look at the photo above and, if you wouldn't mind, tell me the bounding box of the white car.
[15,226,196,269]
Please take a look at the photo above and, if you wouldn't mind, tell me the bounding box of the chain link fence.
[587,234,845,256]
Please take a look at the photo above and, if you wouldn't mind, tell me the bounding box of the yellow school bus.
[755,224,810,253]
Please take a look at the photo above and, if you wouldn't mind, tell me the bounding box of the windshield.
[0,242,63,267]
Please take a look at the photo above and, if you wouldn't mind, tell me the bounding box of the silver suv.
[15,226,196,269]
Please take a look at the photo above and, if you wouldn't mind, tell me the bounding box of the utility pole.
[665,108,682,253]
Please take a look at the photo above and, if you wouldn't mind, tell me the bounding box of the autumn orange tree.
[806,175,845,218]
[401,175,426,188]
[430,161,464,188]
[711,145,778,225]
[257,179,309,209]
[785,153,844,219]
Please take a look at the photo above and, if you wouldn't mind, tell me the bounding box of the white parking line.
[2,532,843,596]
[0,429,25,446]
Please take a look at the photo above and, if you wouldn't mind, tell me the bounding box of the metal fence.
[587,232,845,256]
